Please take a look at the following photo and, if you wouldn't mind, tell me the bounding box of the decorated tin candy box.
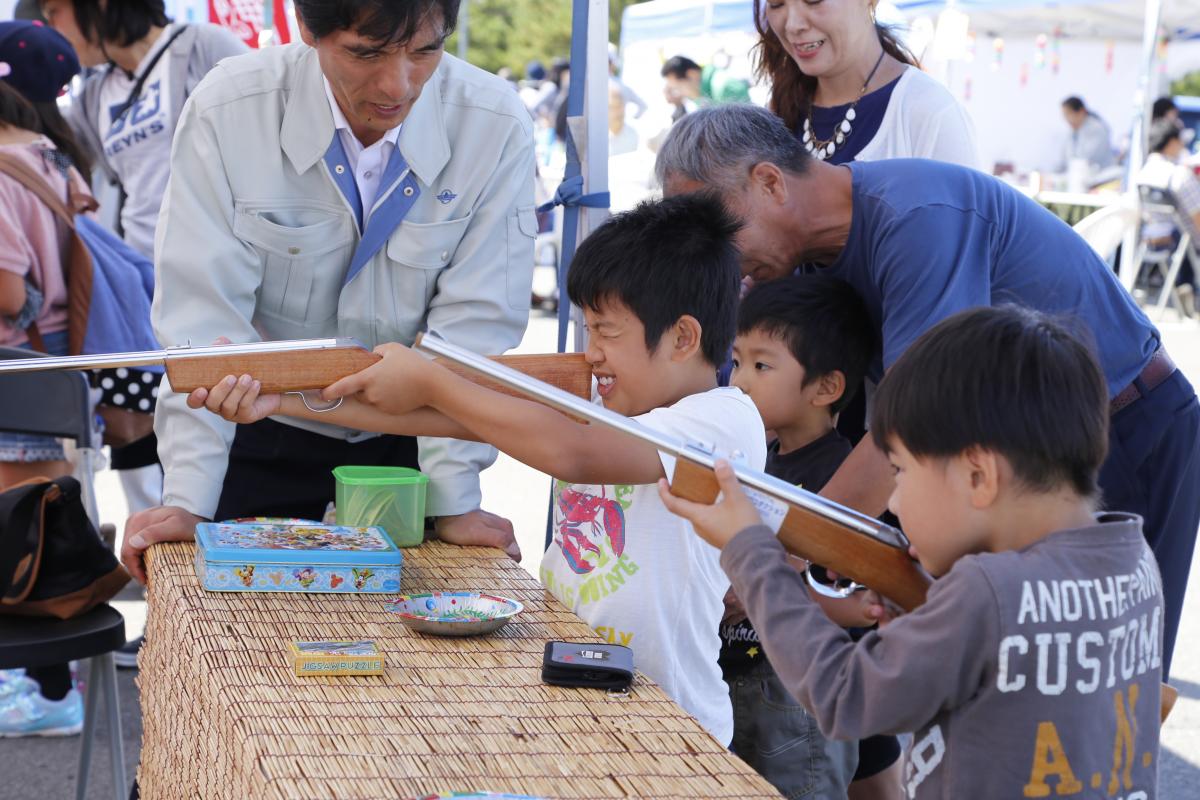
[194,521,402,593]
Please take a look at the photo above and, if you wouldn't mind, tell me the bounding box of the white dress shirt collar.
[323,78,402,216]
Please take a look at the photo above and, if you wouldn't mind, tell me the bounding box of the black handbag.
[541,641,635,690]
[0,477,129,619]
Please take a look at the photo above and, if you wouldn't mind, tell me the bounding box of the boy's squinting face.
[885,438,985,577]
[583,300,679,417]
[731,328,824,431]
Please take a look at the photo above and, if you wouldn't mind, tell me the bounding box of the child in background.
[661,306,1163,800]
[188,194,767,745]
[725,275,902,799]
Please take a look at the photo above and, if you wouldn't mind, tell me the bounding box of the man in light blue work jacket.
[122,0,538,583]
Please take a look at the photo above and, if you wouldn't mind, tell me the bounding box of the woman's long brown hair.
[752,0,921,133]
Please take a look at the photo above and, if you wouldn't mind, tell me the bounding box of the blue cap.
[525,59,546,82]
[0,21,81,104]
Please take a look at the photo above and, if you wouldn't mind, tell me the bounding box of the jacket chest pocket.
[380,214,472,333]
[233,203,356,326]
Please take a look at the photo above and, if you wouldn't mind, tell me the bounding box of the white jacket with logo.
[152,43,537,520]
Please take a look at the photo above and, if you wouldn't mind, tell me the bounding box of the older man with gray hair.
[656,103,1199,679]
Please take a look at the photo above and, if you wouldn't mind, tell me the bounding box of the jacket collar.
[282,47,450,185]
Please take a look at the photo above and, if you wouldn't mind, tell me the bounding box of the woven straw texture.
[138,541,781,799]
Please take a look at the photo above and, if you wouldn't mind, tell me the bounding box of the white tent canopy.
[895,0,1200,41]
[620,0,757,47]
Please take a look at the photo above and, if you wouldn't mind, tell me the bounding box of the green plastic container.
[333,466,428,548]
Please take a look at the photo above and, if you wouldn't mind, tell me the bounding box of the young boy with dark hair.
[723,275,880,797]
[661,305,1163,799]
[190,194,767,745]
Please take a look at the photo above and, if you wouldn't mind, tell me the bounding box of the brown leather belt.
[1111,347,1176,414]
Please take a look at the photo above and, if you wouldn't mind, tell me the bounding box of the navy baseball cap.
[0,21,81,104]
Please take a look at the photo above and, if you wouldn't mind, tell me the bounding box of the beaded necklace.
[801,49,887,161]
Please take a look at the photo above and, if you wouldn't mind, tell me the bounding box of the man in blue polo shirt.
[657,103,1199,677]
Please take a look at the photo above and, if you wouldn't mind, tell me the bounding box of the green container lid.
[333,466,428,486]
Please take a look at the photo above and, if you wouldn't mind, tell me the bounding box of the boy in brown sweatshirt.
[661,306,1163,799]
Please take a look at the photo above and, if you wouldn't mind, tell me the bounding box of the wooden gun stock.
[670,458,931,612]
[1162,684,1178,723]
[166,346,593,399]
[166,346,381,394]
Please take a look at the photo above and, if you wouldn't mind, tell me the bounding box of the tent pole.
[547,0,611,549]
[577,0,612,352]
[1120,0,1164,289]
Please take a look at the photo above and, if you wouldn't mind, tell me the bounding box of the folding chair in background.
[1134,184,1197,319]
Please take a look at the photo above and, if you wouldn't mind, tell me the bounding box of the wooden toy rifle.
[0,338,594,400]
[3,335,1176,720]
[413,334,1186,724]
[414,333,931,612]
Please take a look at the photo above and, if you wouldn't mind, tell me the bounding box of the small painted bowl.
[386,592,523,637]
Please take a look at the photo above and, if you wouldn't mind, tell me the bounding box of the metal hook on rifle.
[285,391,343,413]
[804,566,866,600]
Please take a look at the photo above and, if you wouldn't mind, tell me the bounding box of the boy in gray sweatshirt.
[660,306,1163,799]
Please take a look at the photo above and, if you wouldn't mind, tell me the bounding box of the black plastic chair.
[0,608,126,799]
[0,347,128,799]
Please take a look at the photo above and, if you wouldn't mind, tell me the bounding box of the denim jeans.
[728,658,858,799]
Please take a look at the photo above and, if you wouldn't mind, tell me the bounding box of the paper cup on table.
[334,466,428,547]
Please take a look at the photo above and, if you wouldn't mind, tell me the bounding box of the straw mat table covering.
[138,541,781,799]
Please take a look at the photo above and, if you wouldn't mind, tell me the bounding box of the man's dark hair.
[1062,96,1086,113]
[1153,96,1179,120]
[567,194,741,367]
[63,1,170,48]
[661,55,701,79]
[295,0,459,44]
[737,275,875,415]
[1149,118,1182,154]
[871,306,1108,498]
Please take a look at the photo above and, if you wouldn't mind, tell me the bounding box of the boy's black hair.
[567,194,741,367]
[736,275,875,415]
[1062,96,1086,113]
[661,55,701,79]
[871,306,1108,498]
[295,0,459,45]
[64,1,170,48]
[1153,96,1179,120]
[1149,118,1183,154]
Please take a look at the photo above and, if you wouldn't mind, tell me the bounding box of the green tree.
[1171,71,1200,98]
[448,0,646,76]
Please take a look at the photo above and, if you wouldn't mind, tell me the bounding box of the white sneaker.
[0,688,84,737]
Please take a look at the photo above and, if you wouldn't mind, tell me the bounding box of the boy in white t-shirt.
[190,194,767,744]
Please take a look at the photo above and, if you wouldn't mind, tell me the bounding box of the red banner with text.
[208,0,264,49]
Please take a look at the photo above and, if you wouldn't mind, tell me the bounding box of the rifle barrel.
[0,337,365,376]
[0,350,166,373]
[415,334,906,548]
